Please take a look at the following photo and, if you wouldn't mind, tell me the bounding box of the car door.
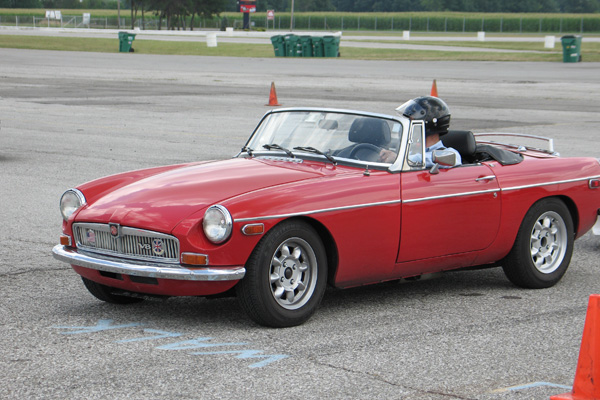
[395,122,501,263]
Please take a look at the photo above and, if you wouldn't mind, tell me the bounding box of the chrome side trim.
[52,245,245,281]
[501,175,600,192]
[403,175,600,203]
[235,199,402,223]
[236,176,600,222]
[403,189,500,204]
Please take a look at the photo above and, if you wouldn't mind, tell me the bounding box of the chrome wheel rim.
[269,237,318,310]
[530,211,567,274]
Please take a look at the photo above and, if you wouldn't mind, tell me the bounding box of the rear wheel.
[502,198,574,289]
[81,277,143,304]
[237,220,327,328]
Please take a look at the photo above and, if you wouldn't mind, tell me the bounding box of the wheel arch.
[554,194,579,235]
[268,216,339,287]
[501,194,575,288]
[516,195,579,236]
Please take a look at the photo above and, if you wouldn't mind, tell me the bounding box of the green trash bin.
[270,35,286,57]
[118,31,136,53]
[299,36,313,57]
[560,35,582,63]
[312,37,324,57]
[284,35,301,57]
[323,35,340,57]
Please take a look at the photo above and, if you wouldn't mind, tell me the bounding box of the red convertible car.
[53,108,600,327]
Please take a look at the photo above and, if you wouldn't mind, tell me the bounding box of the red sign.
[240,4,256,12]
[267,10,275,20]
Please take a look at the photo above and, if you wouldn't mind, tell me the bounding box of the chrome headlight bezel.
[202,205,233,244]
[60,189,86,221]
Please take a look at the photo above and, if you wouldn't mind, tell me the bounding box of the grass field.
[1,33,598,62]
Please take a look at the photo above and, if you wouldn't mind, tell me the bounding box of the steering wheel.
[349,143,382,162]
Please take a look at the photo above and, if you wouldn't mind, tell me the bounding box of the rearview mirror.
[318,119,338,130]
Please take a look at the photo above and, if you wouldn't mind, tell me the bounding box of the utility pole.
[290,0,294,31]
[117,0,121,29]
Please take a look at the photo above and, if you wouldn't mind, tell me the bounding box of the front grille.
[72,223,180,264]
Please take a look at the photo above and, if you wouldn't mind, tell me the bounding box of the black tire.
[237,220,328,328]
[81,277,143,304]
[502,198,574,289]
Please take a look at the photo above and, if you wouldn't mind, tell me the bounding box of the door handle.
[476,175,496,182]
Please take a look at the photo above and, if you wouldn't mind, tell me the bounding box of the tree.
[560,0,600,12]
[0,0,42,6]
[189,0,226,30]
[143,0,223,30]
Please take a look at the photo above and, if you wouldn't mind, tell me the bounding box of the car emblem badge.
[109,223,120,238]
[152,238,165,256]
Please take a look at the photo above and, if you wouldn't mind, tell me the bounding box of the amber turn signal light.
[242,223,264,236]
[181,253,209,266]
[60,235,72,246]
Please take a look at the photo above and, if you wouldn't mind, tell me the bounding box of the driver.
[379,96,461,168]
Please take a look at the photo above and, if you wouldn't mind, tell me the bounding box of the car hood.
[75,157,322,233]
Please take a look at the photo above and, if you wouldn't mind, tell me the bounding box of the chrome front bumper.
[52,245,245,281]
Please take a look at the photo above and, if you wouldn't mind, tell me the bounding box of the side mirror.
[432,149,456,167]
[429,150,457,174]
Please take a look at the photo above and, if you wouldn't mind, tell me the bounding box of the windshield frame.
[239,107,408,170]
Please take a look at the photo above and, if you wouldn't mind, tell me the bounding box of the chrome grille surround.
[72,223,180,264]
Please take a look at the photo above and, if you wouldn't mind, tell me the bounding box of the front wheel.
[502,198,574,289]
[237,220,328,328]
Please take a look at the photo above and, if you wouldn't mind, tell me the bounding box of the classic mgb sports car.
[53,107,600,327]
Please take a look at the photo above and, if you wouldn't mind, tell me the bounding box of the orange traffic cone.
[551,294,600,400]
[430,79,438,97]
[266,82,281,106]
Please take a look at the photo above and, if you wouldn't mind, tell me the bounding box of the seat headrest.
[441,130,476,158]
[348,118,391,147]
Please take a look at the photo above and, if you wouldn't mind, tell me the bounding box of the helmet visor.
[395,99,427,120]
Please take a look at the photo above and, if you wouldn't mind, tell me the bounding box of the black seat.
[348,117,391,147]
[441,130,477,163]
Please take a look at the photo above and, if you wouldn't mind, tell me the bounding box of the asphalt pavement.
[1,48,599,399]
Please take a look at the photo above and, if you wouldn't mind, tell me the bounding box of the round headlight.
[203,205,233,244]
[60,189,86,221]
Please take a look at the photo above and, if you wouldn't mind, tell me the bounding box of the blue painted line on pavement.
[53,319,143,334]
[116,329,183,343]
[190,349,289,368]
[52,319,289,368]
[156,337,248,350]
[493,381,572,393]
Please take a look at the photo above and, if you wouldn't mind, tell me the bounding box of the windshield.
[245,111,402,165]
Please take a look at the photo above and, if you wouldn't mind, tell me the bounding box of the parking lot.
[1,48,599,399]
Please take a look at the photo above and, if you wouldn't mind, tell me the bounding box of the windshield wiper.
[293,146,337,165]
[263,144,295,158]
[241,146,254,156]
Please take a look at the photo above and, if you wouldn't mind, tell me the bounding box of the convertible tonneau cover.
[476,144,524,165]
